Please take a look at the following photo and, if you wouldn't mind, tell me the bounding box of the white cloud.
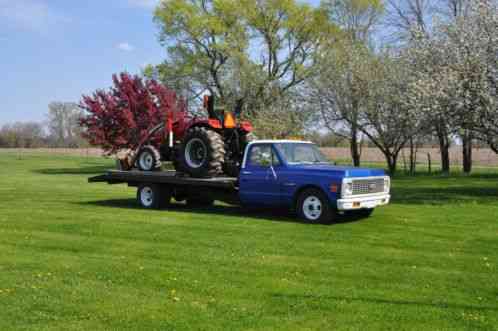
[117,42,135,52]
[0,0,70,32]
[128,0,159,9]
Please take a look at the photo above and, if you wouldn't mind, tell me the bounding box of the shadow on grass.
[78,198,367,226]
[33,165,111,175]
[392,186,498,205]
[271,293,498,312]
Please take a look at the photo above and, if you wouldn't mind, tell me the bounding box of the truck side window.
[249,145,281,167]
[248,145,271,167]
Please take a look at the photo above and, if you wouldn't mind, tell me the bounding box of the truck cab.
[238,140,391,223]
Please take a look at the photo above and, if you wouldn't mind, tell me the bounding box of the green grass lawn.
[0,153,497,331]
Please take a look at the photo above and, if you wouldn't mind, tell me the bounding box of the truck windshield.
[275,143,330,165]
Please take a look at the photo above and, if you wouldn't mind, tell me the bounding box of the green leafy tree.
[152,0,334,135]
[321,0,383,43]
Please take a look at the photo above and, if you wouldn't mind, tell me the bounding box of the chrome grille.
[352,178,385,195]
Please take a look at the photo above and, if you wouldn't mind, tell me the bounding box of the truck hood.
[289,163,386,178]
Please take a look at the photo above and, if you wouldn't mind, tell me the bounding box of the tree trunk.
[384,152,398,174]
[440,145,450,174]
[409,137,416,175]
[350,124,361,167]
[462,130,472,174]
[436,123,450,174]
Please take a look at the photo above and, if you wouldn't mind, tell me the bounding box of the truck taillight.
[224,112,236,128]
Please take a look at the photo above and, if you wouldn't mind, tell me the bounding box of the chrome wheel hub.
[303,196,322,221]
[185,138,207,169]
[140,187,154,207]
[139,151,154,170]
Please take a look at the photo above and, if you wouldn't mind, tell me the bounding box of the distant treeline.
[0,102,88,148]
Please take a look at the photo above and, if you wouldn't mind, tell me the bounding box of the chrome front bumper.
[337,194,391,211]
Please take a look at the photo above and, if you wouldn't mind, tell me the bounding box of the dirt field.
[2,147,498,167]
[321,147,498,167]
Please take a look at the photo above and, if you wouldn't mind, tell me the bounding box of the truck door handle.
[242,171,252,175]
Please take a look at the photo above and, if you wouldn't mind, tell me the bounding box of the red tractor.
[124,95,255,178]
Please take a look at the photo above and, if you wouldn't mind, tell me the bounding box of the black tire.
[136,145,162,171]
[296,188,336,224]
[137,184,171,209]
[177,127,225,178]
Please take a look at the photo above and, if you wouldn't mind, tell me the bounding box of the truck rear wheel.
[297,188,336,224]
[176,127,225,178]
[137,184,171,209]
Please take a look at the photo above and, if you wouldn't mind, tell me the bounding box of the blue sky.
[0,0,321,125]
[0,0,166,125]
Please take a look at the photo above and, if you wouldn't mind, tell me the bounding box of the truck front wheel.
[137,184,171,209]
[297,188,336,224]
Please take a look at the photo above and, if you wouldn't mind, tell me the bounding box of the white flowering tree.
[404,0,498,172]
[357,52,423,173]
[309,0,383,166]
[403,33,459,173]
[450,1,498,156]
[310,42,377,166]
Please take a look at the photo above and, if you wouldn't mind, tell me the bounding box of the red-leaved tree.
[80,72,184,154]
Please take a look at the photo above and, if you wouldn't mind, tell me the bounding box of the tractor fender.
[184,119,222,132]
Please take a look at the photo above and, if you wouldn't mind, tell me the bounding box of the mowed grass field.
[0,153,497,331]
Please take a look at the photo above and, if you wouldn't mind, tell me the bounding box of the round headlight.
[342,180,353,197]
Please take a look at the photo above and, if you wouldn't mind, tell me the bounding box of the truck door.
[239,144,282,206]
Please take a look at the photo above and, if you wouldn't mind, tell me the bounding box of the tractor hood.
[288,163,386,178]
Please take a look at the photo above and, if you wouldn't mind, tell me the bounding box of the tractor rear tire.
[136,145,162,171]
[176,126,225,178]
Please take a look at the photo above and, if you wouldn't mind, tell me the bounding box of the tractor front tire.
[176,127,225,178]
[136,145,162,171]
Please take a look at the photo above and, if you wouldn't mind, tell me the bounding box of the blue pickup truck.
[90,140,390,223]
